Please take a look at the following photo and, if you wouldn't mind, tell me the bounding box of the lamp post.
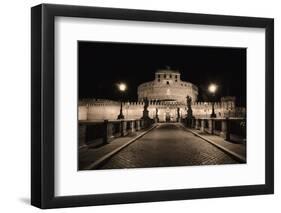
[117,83,126,119]
[208,83,217,118]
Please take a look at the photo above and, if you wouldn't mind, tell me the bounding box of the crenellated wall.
[78,97,244,122]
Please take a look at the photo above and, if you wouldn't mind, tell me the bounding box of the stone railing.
[183,117,246,142]
[79,119,150,148]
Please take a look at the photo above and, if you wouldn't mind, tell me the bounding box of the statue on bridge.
[186,96,194,127]
[141,98,153,127]
[177,107,180,122]
[142,98,150,119]
[155,108,159,123]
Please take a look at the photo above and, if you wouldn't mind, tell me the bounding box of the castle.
[138,68,198,103]
[79,68,245,122]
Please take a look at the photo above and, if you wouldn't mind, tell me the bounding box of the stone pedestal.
[140,119,144,128]
[143,118,153,128]
[103,120,109,144]
[129,120,135,133]
[186,118,192,128]
[142,109,149,119]
[208,119,214,134]
[191,118,195,128]
[136,120,141,131]
[220,118,230,141]
[195,119,200,129]
[154,117,158,123]
[121,120,127,136]
[200,119,205,132]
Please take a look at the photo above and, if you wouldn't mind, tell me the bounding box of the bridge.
[79,119,246,170]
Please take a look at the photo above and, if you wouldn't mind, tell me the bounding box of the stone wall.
[137,69,198,103]
[78,98,244,122]
[138,81,198,103]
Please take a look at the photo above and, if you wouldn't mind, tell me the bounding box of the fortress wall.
[79,99,240,121]
[78,105,88,120]
[138,88,198,103]
[87,105,120,120]
[138,80,198,103]
[124,104,144,119]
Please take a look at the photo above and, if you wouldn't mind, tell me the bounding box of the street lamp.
[117,83,127,119]
[208,83,217,118]
[118,83,126,92]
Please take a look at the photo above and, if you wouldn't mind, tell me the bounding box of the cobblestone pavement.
[98,123,240,169]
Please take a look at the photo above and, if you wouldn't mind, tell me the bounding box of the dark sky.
[78,41,246,106]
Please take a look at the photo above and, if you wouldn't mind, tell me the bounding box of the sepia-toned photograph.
[30,4,274,208]
[78,41,246,170]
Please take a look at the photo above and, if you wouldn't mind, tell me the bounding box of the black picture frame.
[31,3,274,209]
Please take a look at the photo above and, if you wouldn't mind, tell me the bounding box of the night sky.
[79,41,246,106]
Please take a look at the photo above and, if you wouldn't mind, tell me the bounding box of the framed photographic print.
[31,4,274,209]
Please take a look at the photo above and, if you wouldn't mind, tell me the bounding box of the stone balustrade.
[79,119,149,148]
[184,117,246,142]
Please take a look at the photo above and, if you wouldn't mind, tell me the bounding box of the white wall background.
[0,0,279,212]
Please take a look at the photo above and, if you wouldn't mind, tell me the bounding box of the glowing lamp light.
[208,83,217,94]
[118,83,127,92]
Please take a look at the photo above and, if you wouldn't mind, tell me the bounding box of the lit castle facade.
[138,69,198,103]
[79,68,245,122]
